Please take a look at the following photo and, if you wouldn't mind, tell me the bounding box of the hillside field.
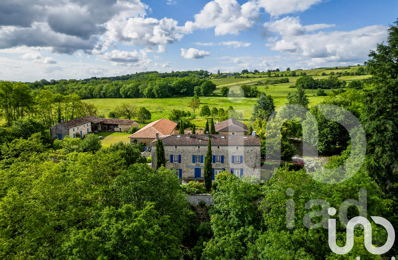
[84,73,370,128]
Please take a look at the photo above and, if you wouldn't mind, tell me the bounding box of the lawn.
[94,132,131,147]
[83,73,371,128]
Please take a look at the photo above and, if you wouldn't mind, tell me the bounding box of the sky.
[0,0,397,82]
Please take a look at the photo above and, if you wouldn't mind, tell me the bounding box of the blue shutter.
[201,155,204,163]
[213,156,216,163]
[222,168,225,172]
[212,168,215,180]
[240,168,243,177]
[240,156,243,164]
[232,156,235,163]
[170,155,173,163]
[73,133,75,138]
[192,155,195,163]
[178,155,181,163]
[179,169,182,179]
[221,155,224,163]
[231,168,234,174]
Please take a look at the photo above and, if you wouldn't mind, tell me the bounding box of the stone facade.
[49,124,69,140]
[151,134,261,180]
[219,131,245,135]
[68,122,92,138]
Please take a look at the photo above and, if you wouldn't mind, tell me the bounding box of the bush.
[147,156,152,163]
[128,126,138,134]
[108,111,118,119]
[181,181,207,195]
[289,85,296,88]
[316,88,327,96]
[82,134,102,153]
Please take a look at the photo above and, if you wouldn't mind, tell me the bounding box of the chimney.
[252,131,256,137]
[156,132,159,140]
[61,120,64,123]
[206,131,209,139]
[196,133,199,140]
[217,120,219,124]
[188,131,191,138]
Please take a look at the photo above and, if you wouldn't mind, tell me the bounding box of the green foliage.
[107,141,146,166]
[204,119,209,134]
[137,107,151,123]
[188,96,200,113]
[200,105,211,117]
[201,81,217,96]
[204,138,212,191]
[179,120,185,134]
[287,85,309,109]
[251,93,276,121]
[181,181,207,195]
[210,107,218,117]
[128,126,138,134]
[240,85,259,97]
[220,86,229,97]
[81,134,102,153]
[347,80,364,89]
[316,88,327,96]
[192,124,196,134]
[210,118,216,134]
[155,139,166,169]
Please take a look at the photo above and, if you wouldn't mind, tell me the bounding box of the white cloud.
[219,41,251,48]
[263,17,388,66]
[167,0,177,5]
[107,17,185,52]
[195,42,215,46]
[257,0,324,17]
[185,0,260,35]
[181,48,210,59]
[40,57,57,64]
[102,49,152,68]
[21,52,42,60]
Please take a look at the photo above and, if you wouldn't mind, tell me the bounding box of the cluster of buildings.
[50,116,261,181]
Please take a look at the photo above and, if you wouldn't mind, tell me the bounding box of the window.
[175,146,177,149]
[214,169,223,175]
[73,128,75,132]
[232,133,235,135]
[215,155,221,162]
[77,127,79,130]
[170,155,181,163]
[234,169,240,176]
[195,155,201,163]
[232,155,243,164]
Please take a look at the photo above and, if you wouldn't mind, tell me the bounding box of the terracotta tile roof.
[101,118,137,125]
[128,118,177,139]
[61,116,100,128]
[215,119,248,132]
[151,134,261,146]
[61,116,137,128]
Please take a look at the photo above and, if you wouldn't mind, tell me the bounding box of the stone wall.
[152,144,261,179]
[49,123,69,140]
[187,194,213,225]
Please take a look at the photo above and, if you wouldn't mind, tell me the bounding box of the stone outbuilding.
[50,116,139,140]
[214,119,248,135]
[128,118,177,150]
[151,132,261,181]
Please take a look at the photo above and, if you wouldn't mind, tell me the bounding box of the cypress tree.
[204,120,209,134]
[156,139,166,170]
[204,137,213,192]
[192,124,196,134]
[179,121,184,134]
[210,118,216,134]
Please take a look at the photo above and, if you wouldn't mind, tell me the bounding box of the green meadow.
[84,73,370,128]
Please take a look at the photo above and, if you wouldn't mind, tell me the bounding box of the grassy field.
[84,73,371,128]
[93,132,131,147]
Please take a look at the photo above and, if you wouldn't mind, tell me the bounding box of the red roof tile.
[128,118,177,139]
[215,119,248,132]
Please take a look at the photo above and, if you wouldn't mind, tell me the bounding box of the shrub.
[147,156,152,163]
[181,181,207,195]
[289,85,296,88]
[316,88,327,96]
[82,134,102,153]
[128,126,138,134]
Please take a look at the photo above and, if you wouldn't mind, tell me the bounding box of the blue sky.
[0,0,397,82]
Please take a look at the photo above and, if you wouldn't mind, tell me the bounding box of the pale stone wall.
[69,122,92,138]
[187,194,214,206]
[119,122,139,132]
[49,124,69,140]
[219,131,245,135]
[151,144,261,179]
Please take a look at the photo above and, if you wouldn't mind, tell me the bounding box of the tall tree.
[192,124,196,134]
[210,118,216,134]
[188,96,200,113]
[287,85,309,109]
[204,137,212,192]
[179,121,184,134]
[156,139,166,170]
[363,19,398,202]
[115,103,137,120]
[204,119,209,134]
[137,107,151,124]
[251,93,275,121]
[0,81,14,127]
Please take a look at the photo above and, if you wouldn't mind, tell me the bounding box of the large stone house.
[128,118,177,150]
[215,119,248,135]
[151,132,261,181]
[50,116,139,140]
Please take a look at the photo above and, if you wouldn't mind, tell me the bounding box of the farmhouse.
[215,119,248,135]
[128,118,177,150]
[151,132,261,181]
[50,116,139,140]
